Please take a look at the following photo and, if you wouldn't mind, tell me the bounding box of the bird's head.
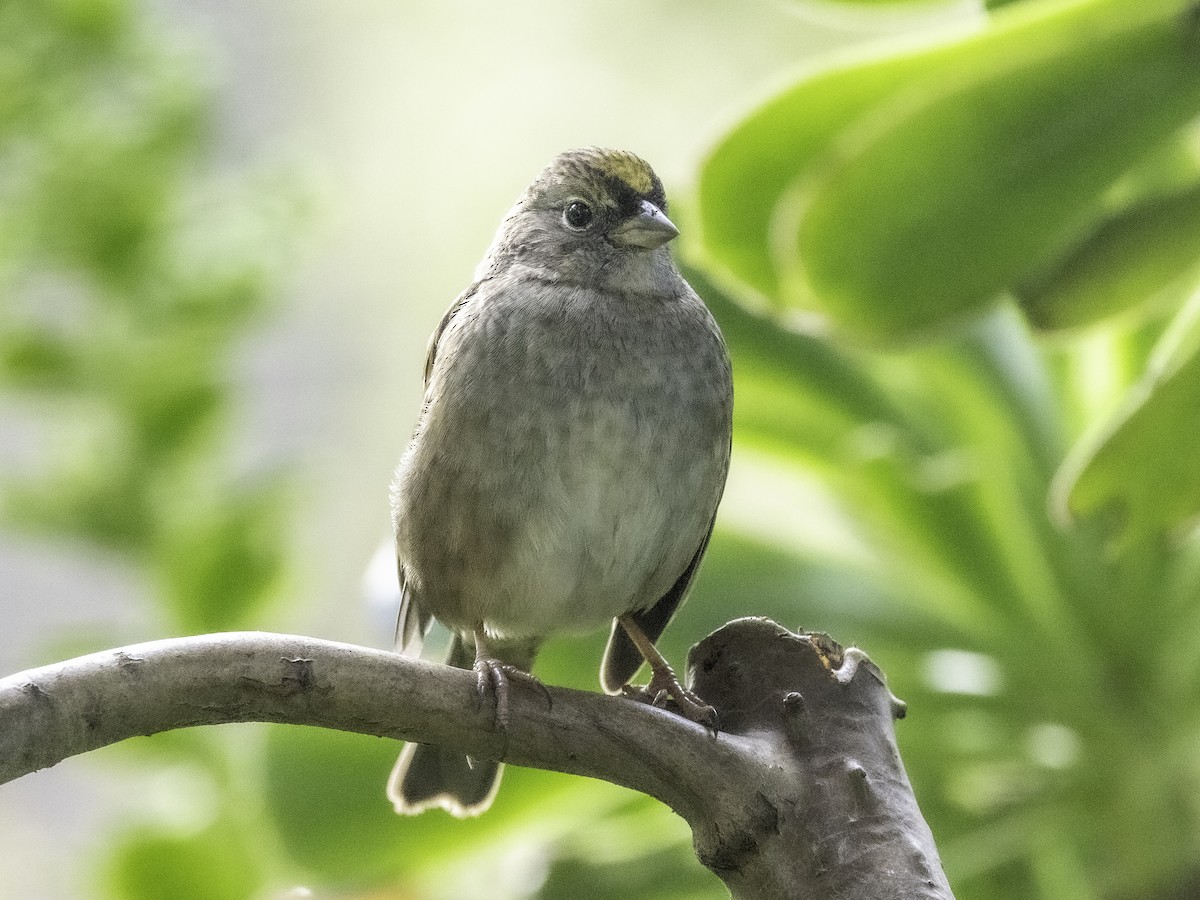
[486,148,681,294]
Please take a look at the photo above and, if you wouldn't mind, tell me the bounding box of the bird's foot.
[622,665,718,734]
[472,658,551,731]
[615,614,718,734]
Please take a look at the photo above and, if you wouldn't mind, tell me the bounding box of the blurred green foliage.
[698,0,1200,341]
[7,0,1200,898]
[0,0,299,628]
[2,0,300,897]
[688,1,1200,898]
[104,821,265,900]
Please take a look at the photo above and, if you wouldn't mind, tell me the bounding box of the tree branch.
[0,619,954,899]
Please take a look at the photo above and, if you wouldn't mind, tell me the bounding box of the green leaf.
[264,726,414,884]
[698,25,958,304]
[153,482,287,632]
[46,0,129,44]
[698,0,1200,342]
[262,725,626,888]
[104,820,262,900]
[688,267,894,449]
[793,0,1200,340]
[538,843,725,900]
[101,334,225,461]
[0,327,81,390]
[2,459,154,551]
[33,83,206,281]
[1054,293,1200,542]
[1016,179,1200,332]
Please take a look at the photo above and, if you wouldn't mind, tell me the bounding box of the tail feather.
[387,741,502,817]
[387,632,503,817]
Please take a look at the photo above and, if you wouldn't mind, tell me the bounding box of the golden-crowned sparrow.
[387,148,733,816]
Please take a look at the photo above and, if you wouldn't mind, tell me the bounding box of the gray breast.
[394,280,731,638]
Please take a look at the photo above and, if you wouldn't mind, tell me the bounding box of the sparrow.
[387,147,733,816]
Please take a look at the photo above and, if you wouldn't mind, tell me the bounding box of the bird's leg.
[471,626,550,732]
[616,615,717,730]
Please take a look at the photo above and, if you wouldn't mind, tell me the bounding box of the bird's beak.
[609,200,680,250]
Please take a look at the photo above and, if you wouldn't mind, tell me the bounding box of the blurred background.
[5,0,1200,897]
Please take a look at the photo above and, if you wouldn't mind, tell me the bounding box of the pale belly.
[395,394,725,640]
[474,410,720,638]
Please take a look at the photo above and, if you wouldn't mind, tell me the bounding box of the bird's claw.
[472,658,551,732]
[622,670,719,736]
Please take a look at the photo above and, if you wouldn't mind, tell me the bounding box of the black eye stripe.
[599,173,668,217]
[540,165,668,224]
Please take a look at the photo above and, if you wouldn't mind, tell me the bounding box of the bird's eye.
[563,200,593,230]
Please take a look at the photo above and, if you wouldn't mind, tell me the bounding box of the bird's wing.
[422,282,480,389]
[600,512,718,694]
[394,283,483,654]
[393,562,431,656]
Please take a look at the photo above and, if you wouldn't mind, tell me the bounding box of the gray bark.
[0,617,953,899]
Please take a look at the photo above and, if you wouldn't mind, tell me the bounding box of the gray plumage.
[388,148,733,817]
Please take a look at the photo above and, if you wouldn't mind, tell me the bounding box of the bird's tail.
[386,633,502,817]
